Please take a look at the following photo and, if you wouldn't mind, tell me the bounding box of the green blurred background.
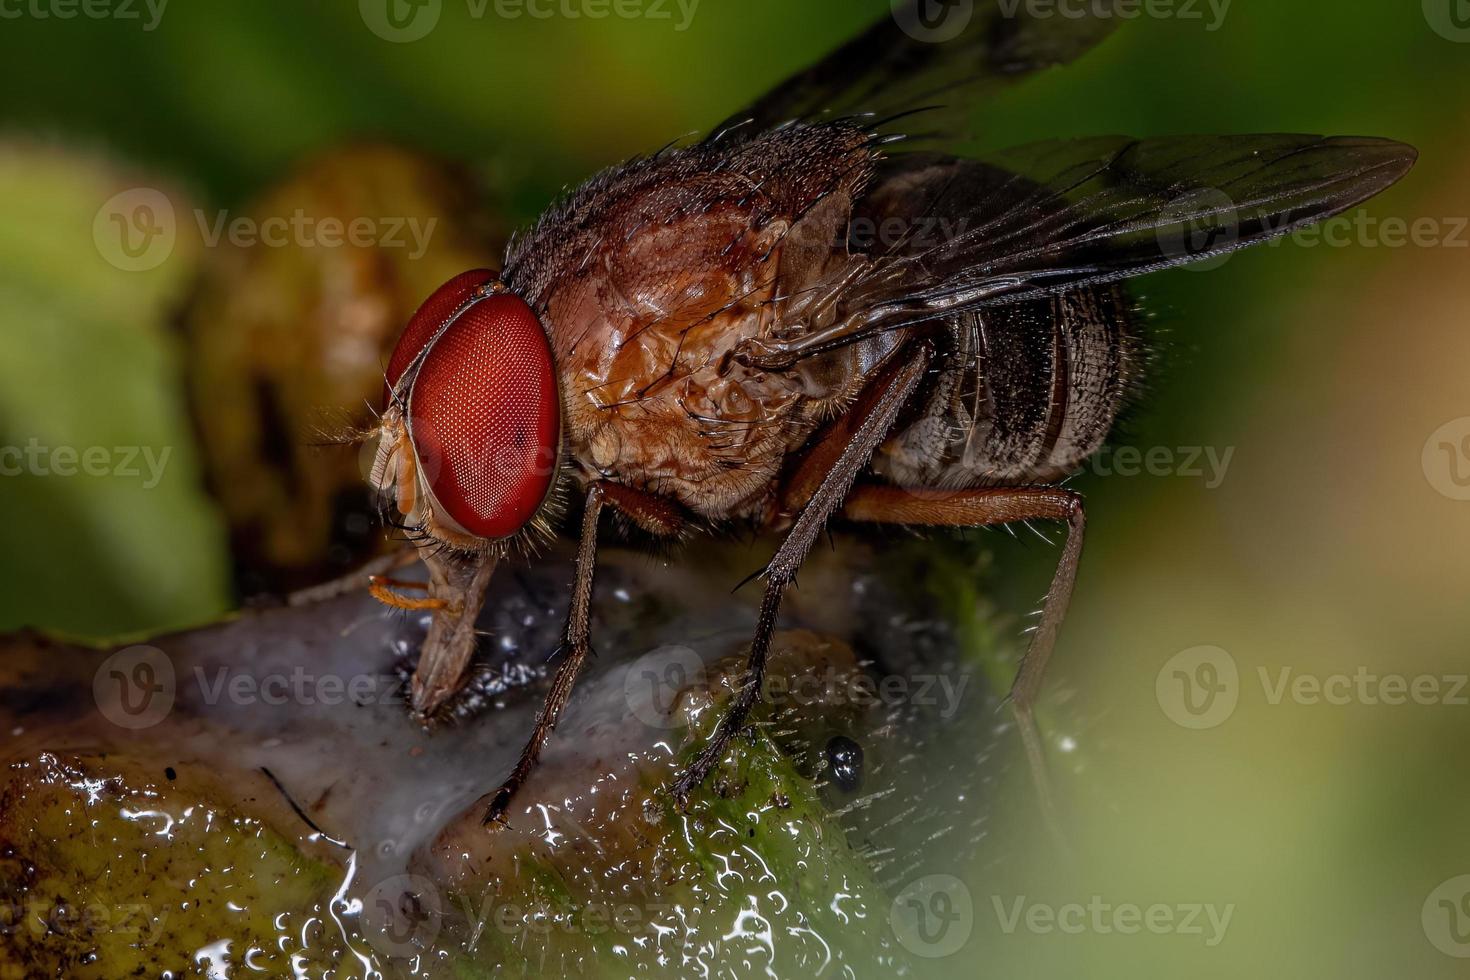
[1,1,1468,977]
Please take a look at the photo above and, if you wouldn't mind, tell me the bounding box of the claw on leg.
[482,784,515,828]
[668,587,780,810]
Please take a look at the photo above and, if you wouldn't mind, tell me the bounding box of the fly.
[362,0,1416,826]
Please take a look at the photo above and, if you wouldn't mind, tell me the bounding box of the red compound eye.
[385,269,498,401]
[402,290,560,541]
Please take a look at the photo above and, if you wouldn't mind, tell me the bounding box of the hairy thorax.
[541,205,840,521]
[505,125,885,522]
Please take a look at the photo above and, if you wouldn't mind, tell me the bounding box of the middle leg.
[669,345,932,806]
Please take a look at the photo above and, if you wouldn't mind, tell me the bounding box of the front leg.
[481,483,606,827]
[482,481,688,827]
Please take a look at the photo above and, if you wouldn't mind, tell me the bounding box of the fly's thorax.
[536,211,839,520]
[489,122,884,520]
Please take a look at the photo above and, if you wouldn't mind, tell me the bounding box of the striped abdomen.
[873,285,1138,489]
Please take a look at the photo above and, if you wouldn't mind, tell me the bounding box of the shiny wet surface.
[1,538,1024,977]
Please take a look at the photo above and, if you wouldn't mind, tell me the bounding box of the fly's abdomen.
[873,284,1138,489]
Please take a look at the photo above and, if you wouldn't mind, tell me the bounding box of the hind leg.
[841,484,1086,836]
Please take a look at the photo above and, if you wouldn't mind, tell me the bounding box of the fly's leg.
[841,484,1086,837]
[367,576,448,611]
[669,347,931,808]
[731,302,888,371]
[483,481,688,827]
[481,485,604,827]
[720,254,869,376]
[289,547,419,607]
[411,552,500,718]
[731,278,994,372]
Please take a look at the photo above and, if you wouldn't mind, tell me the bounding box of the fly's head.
[370,269,563,559]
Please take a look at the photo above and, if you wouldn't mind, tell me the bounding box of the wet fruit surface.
[0,537,1029,977]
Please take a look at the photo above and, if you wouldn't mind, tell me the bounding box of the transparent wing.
[706,0,1122,146]
[747,133,1417,367]
[872,133,1416,301]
